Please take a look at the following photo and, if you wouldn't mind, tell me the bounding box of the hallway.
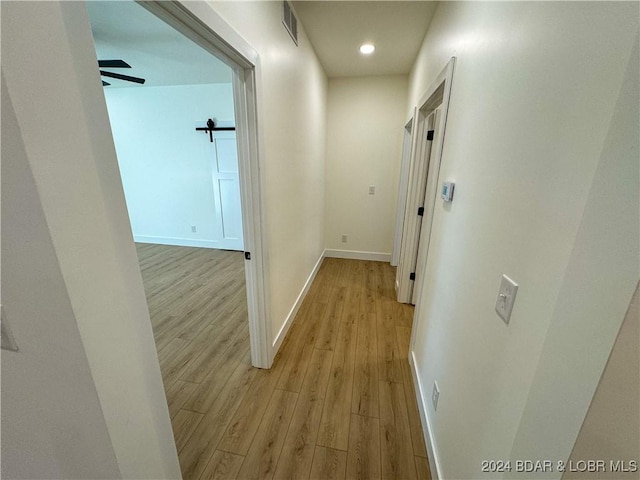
[139,248,429,479]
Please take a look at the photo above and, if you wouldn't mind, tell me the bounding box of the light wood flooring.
[136,244,430,480]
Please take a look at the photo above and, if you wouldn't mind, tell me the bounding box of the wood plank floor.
[136,244,430,480]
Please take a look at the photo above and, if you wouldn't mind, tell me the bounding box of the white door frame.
[407,57,456,349]
[391,110,417,268]
[396,57,455,305]
[138,1,273,368]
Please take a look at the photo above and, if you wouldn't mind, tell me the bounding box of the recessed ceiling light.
[359,43,375,55]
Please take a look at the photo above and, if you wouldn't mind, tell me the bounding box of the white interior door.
[412,107,443,305]
[391,113,416,268]
[210,130,244,251]
[396,109,437,303]
[408,109,440,303]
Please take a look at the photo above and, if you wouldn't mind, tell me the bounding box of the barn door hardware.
[196,118,216,142]
[196,118,237,142]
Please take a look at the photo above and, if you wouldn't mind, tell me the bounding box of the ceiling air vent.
[282,1,298,46]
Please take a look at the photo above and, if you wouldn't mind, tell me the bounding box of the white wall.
[2,75,121,480]
[406,2,639,479]
[324,75,408,259]
[508,34,639,474]
[104,83,241,249]
[203,1,328,343]
[1,2,180,478]
[563,283,639,480]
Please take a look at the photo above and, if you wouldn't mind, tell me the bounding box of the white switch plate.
[1,305,19,352]
[495,274,518,324]
[432,381,440,410]
[368,185,375,195]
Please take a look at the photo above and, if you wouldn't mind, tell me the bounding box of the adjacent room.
[87,0,251,450]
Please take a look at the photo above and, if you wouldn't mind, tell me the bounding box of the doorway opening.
[87,0,271,392]
[86,0,271,466]
[396,58,455,306]
[88,0,270,369]
[138,1,272,370]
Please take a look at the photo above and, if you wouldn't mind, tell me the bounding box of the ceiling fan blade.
[100,70,146,85]
[98,60,131,69]
[102,80,111,86]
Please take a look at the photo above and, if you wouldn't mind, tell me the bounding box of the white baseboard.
[272,250,326,352]
[409,350,443,480]
[324,249,391,262]
[134,235,242,251]
[135,235,218,249]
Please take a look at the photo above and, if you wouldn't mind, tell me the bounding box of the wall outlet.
[191,225,197,233]
[432,381,440,410]
[368,185,376,195]
[495,274,518,324]
[341,234,348,243]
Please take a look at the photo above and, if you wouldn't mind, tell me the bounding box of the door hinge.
[244,251,251,260]
[409,272,416,281]
[417,207,424,216]
[426,130,435,141]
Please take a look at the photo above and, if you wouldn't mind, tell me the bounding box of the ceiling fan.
[98,60,146,86]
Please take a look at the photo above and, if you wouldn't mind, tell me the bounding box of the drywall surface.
[1,2,180,478]
[325,75,407,256]
[104,83,243,250]
[508,34,639,476]
[563,283,640,480]
[2,75,121,480]
[204,1,328,341]
[406,2,639,479]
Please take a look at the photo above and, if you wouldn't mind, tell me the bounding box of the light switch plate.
[1,305,19,352]
[495,274,518,325]
[432,381,440,410]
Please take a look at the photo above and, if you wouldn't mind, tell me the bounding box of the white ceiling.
[292,1,438,77]
[88,1,438,85]
[87,1,232,88]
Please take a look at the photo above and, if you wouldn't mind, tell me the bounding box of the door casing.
[396,58,456,306]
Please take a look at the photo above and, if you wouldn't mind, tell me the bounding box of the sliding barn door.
[210,130,244,251]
